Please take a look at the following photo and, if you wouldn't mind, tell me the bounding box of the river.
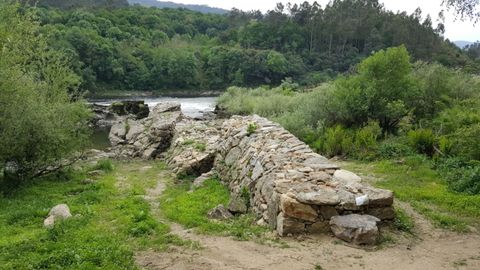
[89,96,218,118]
[88,96,218,150]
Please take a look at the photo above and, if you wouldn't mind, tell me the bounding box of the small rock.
[44,204,72,229]
[295,189,340,206]
[43,215,55,229]
[329,214,380,245]
[48,204,72,219]
[363,187,394,206]
[256,218,267,226]
[307,221,330,234]
[227,195,248,214]
[333,170,362,184]
[207,205,234,220]
[277,212,305,236]
[280,194,318,222]
[366,207,396,220]
[193,171,214,188]
[318,206,339,219]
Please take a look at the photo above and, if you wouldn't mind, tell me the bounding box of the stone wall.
[183,115,394,236]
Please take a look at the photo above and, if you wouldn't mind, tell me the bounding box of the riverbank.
[86,89,225,99]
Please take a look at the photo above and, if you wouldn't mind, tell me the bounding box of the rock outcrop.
[109,102,183,158]
[90,101,150,129]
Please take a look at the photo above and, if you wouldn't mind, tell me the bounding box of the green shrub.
[91,159,114,173]
[393,208,414,233]
[351,121,382,159]
[436,158,480,194]
[247,123,258,136]
[0,4,91,182]
[408,129,436,156]
[194,143,206,152]
[320,125,354,157]
[378,140,414,159]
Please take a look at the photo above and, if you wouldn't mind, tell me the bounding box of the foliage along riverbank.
[218,46,480,231]
[22,0,480,95]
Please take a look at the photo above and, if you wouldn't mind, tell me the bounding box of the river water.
[90,96,218,118]
[88,96,218,150]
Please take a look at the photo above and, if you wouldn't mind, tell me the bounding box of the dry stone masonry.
[106,103,395,242]
[212,115,394,237]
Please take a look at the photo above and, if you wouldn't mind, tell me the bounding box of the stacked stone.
[214,115,394,236]
[166,119,222,176]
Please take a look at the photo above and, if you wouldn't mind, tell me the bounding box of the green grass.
[160,178,267,240]
[0,160,186,270]
[393,208,414,233]
[344,155,480,232]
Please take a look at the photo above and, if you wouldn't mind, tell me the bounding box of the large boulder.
[329,214,380,245]
[44,204,72,229]
[109,102,183,158]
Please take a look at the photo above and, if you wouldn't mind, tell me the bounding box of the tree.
[0,3,91,187]
[443,0,480,21]
[329,46,417,133]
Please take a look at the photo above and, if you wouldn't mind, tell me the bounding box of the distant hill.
[128,0,228,14]
[454,40,474,49]
[22,0,129,9]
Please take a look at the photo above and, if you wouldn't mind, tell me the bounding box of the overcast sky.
[171,0,479,41]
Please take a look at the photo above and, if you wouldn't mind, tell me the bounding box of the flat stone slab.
[329,214,380,245]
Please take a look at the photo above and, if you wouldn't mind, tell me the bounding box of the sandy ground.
[135,173,480,270]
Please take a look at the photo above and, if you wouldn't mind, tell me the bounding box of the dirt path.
[135,173,480,270]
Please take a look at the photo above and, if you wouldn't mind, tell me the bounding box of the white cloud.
[170,0,479,41]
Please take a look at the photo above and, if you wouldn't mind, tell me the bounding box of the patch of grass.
[344,157,480,231]
[90,159,114,173]
[247,122,258,136]
[160,178,267,240]
[393,208,414,233]
[0,160,186,269]
[194,143,207,152]
[182,139,195,146]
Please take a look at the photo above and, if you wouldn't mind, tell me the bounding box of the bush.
[0,4,91,183]
[329,46,417,133]
[352,121,382,159]
[408,129,436,156]
[320,125,354,157]
[436,158,480,194]
[91,159,114,173]
[378,140,414,159]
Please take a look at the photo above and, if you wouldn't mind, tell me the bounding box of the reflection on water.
[90,96,217,118]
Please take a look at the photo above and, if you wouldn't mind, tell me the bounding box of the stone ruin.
[105,103,395,244]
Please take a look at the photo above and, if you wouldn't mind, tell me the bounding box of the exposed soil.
[135,172,480,270]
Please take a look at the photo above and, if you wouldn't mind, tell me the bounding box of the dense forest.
[128,0,229,14]
[19,0,479,94]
